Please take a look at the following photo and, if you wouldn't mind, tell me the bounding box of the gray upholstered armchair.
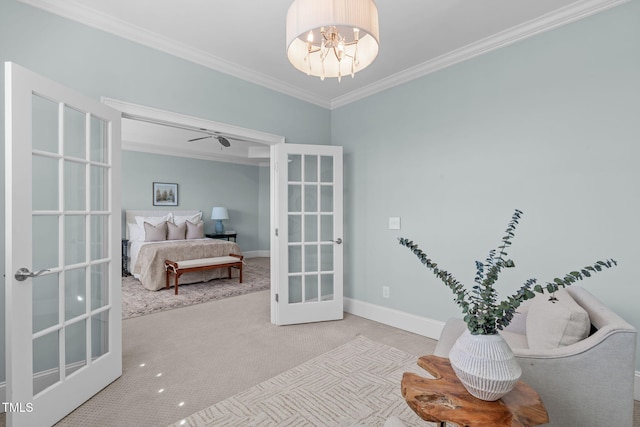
[434,286,637,427]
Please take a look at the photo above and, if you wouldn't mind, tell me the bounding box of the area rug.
[169,335,434,427]
[122,261,270,319]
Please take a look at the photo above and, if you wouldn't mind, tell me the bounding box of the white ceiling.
[22,0,626,109]
[21,0,627,165]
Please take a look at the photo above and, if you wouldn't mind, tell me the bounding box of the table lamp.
[211,207,229,234]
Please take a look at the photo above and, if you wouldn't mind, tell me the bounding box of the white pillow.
[135,213,173,229]
[128,223,145,242]
[173,212,202,225]
[526,289,590,350]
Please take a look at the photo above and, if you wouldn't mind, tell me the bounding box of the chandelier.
[286,0,380,82]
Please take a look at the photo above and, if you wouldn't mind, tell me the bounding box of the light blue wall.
[2,0,640,386]
[122,151,262,251]
[333,2,640,369]
[0,0,330,384]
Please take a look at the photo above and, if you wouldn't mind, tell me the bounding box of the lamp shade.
[286,0,379,80]
[211,207,229,220]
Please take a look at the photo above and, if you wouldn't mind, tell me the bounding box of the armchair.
[434,286,636,427]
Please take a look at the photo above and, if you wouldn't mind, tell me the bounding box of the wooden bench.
[164,254,243,295]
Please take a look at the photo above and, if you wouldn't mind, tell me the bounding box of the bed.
[125,209,242,291]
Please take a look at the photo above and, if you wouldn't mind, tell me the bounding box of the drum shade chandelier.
[286,0,379,82]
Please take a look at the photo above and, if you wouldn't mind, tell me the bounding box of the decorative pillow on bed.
[135,213,172,229]
[173,212,202,225]
[128,223,145,242]
[185,220,204,239]
[144,221,168,242]
[167,221,186,240]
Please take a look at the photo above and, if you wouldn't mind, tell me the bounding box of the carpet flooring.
[122,258,270,319]
[171,335,431,427]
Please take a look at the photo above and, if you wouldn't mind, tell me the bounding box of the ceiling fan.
[188,133,231,147]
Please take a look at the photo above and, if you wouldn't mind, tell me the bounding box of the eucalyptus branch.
[399,210,617,335]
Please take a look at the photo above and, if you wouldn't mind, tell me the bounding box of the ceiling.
[21,0,626,165]
[22,0,626,109]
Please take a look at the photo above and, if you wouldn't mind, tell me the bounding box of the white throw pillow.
[135,213,173,229]
[143,221,168,242]
[526,288,590,350]
[128,223,145,242]
[173,212,202,225]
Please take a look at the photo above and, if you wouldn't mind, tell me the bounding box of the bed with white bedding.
[125,210,241,291]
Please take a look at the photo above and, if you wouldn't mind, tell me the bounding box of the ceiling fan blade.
[217,136,231,147]
[188,135,213,142]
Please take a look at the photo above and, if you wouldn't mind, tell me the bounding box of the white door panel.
[5,62,122,426]
[271,143,343,325]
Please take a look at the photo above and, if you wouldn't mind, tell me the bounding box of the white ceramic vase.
[448,330,522,401]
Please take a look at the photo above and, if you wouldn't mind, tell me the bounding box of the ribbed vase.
[448,330,522,401]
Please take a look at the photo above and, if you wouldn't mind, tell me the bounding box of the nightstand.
[205,232,237,242]
[122,239,130,276]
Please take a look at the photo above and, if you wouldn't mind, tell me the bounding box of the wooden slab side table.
[401,355,549,427]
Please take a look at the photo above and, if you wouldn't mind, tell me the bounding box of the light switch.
[389,217,401,230]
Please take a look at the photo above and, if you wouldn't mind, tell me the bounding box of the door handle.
[15,268,50,282]
[333,238,343,244]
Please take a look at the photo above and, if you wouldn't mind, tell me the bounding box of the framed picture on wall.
[153,182,178,206]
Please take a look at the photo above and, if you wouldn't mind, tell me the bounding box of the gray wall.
[122,151,263,252]
[333,2,640,369]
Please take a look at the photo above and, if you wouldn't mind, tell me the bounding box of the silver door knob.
[333,238,343,244]
[15,268,50,282]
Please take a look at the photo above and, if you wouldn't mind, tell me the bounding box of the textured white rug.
[170,335,434,427]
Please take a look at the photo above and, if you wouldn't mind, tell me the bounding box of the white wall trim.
[242,250,270,259]
[343,297,445,341]
[18,0,331,109]
[102,98,285,162]
[636,372,640,400]
[331,0,631,108]
[21,0,630,110]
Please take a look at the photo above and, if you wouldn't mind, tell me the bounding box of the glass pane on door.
[29,92,115,400]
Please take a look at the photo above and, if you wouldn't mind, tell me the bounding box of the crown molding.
[21,0,630,111]
[331,0,631,109]
[18,0,332,109]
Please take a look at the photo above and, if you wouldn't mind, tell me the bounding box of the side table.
[205,232,237,242]
[401,355,548,427]
[121,238,129,277]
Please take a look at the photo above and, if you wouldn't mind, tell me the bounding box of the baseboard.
[243,250,270,259]
[343,297,445,341]
[343,297,640,400]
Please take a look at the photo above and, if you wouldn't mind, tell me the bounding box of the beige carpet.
[122,258,270,319]
[171,335,430,427]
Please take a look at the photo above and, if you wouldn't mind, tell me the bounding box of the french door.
[4,62,122,426]
[271,143,343,325]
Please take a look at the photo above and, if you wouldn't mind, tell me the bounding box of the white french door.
[4,62,122,426]
[271,143,343,325]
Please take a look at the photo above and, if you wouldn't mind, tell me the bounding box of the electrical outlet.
[382,286,390,298]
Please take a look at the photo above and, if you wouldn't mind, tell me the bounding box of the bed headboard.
[125,209,202,239]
